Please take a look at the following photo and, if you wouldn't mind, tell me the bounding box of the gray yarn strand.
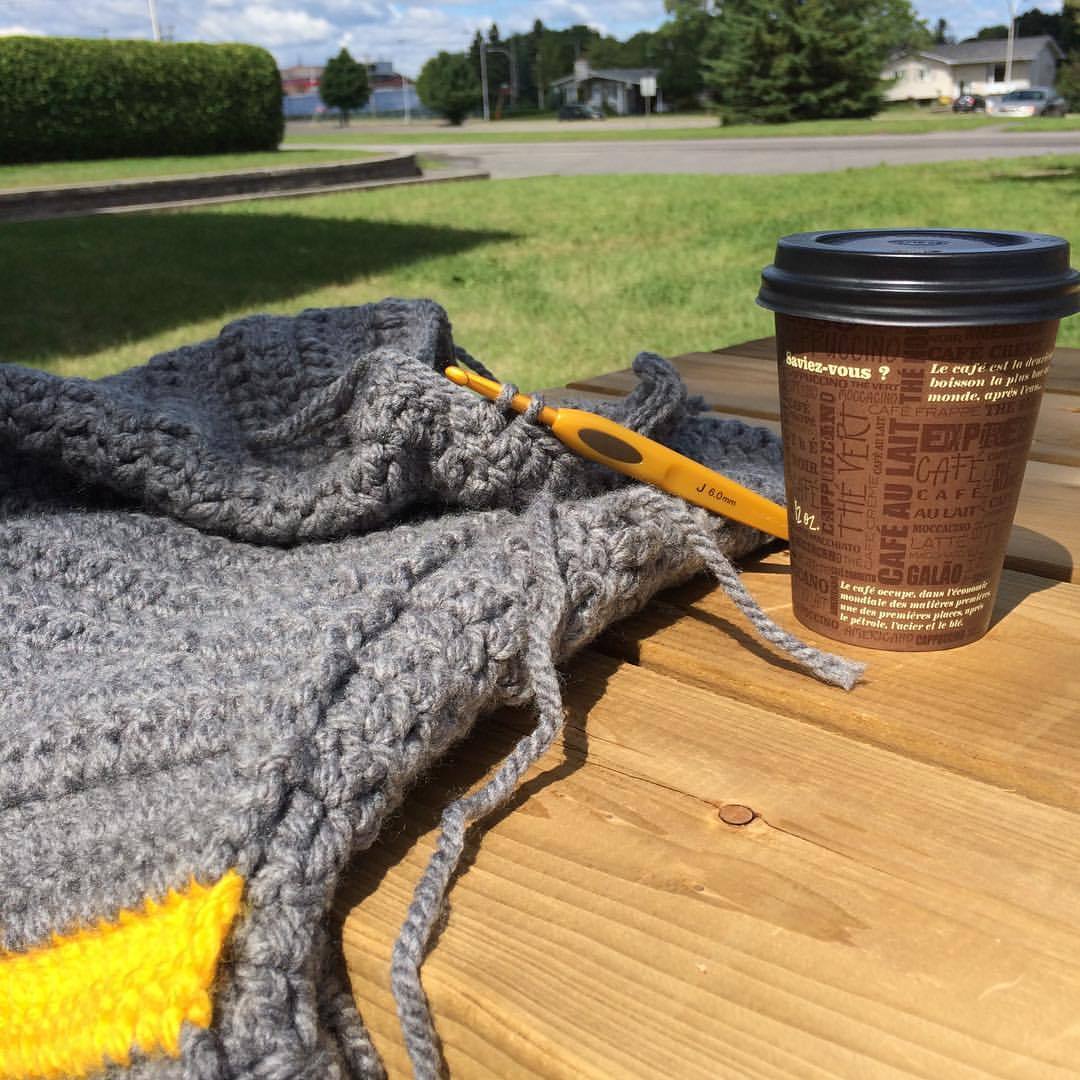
[391,497,568,1079]
[670,501,865,691]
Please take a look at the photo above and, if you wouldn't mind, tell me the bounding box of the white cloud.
[0,26,43,36]
[197,5,332,46]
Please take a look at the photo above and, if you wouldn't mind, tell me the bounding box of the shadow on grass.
[0,211,515,367]
[987,165,1080,183]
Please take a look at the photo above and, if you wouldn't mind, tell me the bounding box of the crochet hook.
[444,366,790,540]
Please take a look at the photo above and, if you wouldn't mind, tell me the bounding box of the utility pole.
[480,43,490,122]
[1004,0,1016,86]
[480,41,517,121]
[147,0,161,41]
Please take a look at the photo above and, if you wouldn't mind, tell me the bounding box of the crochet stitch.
[0,299,861,1079]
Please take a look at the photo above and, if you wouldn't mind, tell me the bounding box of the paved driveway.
[292,129,1080,179]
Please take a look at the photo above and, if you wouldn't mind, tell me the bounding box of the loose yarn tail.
[390,498,568,1079]
[671,502,865,691]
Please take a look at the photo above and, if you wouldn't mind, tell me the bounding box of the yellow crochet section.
[0,869,244,1079]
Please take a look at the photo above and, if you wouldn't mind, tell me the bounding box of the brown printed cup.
[758,230,1080,651]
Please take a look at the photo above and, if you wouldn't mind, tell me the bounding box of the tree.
[529,19,546,107]
[1058,55,1080,110]
[968,6,1077,50]
[933,18,953,44]
[320,48,369,126]
[702,0,926,124]
[657,0,717,108]
[417,51,481,125]
[484,23,510,106]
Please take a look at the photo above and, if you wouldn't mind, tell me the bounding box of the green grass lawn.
[284,113,1080,145]
[3,154,1078,391]
[0,150,382,190]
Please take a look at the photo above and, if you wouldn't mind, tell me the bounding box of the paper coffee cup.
[758,229,1080,651]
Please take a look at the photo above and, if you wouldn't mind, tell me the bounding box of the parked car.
[996,87,1068,117]
[952,94,986,113]
[558,103,604,121]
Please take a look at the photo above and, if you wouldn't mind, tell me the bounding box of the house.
[280,65,323,97]
[882,35,1064,102]
[279,59,427,120]
[549,59,662,115]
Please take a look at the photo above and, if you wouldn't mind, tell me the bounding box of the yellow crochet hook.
[445,366,789,540]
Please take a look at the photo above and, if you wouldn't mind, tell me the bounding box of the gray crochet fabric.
[0,299,861,1080]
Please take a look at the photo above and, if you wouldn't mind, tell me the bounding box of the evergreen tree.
[417,51,481,125]
[468,29,484,80]
[703,0,924,123]
[484,23,510,104]
[658,0,716,108]
[320,48,370,126]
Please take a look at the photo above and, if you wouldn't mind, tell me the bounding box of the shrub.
[0,37,284,163]
[417,52,481,126]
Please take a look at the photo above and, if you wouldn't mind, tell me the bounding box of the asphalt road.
[292,129,1080,179]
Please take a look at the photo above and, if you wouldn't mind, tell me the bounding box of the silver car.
[996,87,1068,117]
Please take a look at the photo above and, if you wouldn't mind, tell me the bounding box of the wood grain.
[1008,459,1080,581]
[1049,344,1080,394]
[597,551,1080,812]
[338,650,1080,1078]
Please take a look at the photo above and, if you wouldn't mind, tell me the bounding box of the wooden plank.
[1009,458,1080,581]
[338,654,1080,1078]
[710,341,1080,397]
[713,336,777,362]
[598,552,1080,812]
[568,353,780,423]
[567,352,1080,466]
[1046,344,1080,395]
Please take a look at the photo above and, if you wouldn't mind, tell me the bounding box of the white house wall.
[957,59,1033,94]
[882,53,1050,101]
[883,56,953,101]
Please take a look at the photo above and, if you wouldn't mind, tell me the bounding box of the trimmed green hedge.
[0,38,284,163]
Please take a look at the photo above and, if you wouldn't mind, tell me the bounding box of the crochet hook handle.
[445,366,789,540]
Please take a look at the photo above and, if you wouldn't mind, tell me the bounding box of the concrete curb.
[0,154,487,222]
[88,168,491,218]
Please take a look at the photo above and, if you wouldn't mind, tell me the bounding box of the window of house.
[993,63,1006,82]
[918,67,927,80]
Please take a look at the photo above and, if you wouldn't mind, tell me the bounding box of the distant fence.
[283,87,436,121]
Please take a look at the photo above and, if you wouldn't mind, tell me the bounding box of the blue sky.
[0,0,1065,78]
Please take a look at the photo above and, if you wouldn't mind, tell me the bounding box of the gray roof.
[911,35,1063,66]
[550,67,659,87]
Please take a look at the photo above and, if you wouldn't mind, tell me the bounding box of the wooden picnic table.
[336,338,1080,1078]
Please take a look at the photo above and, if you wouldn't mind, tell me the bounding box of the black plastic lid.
[757,229,1080,327]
